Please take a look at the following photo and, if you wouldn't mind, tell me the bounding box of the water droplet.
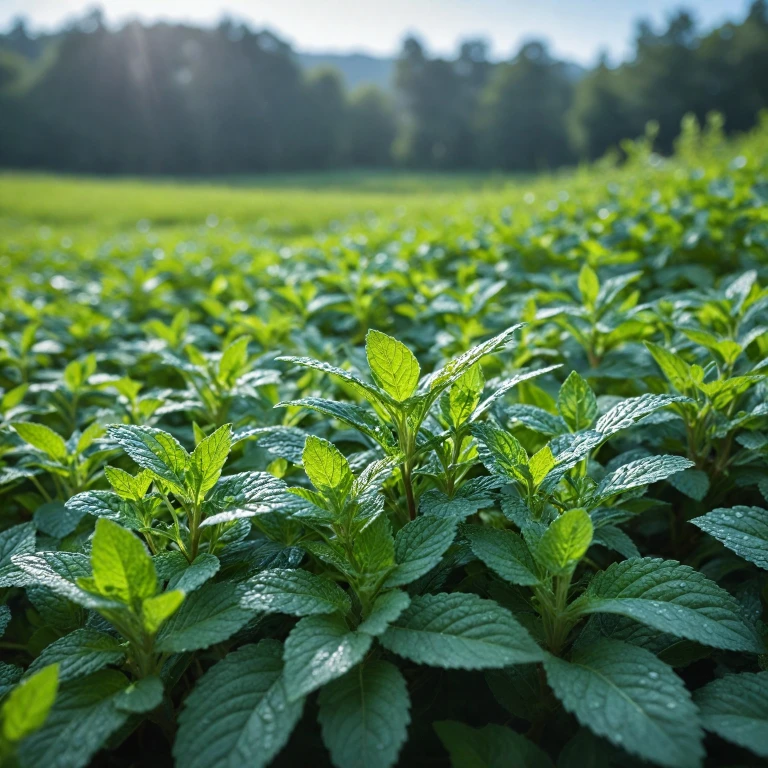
[648,671,659,680]
[666,702,677,709]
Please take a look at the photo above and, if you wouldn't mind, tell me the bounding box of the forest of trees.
[1,3,767,174]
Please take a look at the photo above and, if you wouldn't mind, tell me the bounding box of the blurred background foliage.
[0,2,767,175]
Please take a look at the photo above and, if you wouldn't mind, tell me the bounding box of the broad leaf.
[558,371,597,432]
[26,630,125,683]
[690,506,768,570]
[384,516,458,588]
[365,330,420,402]
[544,639,703,768]
[283,614,372,700]
[694,671,768,758]
[318,660,410,768]
[380,592,543,668]
[535,509,593,575]
[175,640,303,768]
[572,558,764,653]
[465,526,539,586]
[241,568,351,617]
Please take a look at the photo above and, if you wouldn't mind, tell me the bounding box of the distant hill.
[296,52,395,91]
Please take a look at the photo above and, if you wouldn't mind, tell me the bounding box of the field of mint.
[0,119,767,768]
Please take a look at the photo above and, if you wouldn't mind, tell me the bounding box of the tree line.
[0,3,767,174]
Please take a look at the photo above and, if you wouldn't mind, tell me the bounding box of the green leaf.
[318,661,410,768]
[190,423,232,501]
[434,721,554,768]
[645,342,693,392]
[466,526,539,586]
[12,422,68,463]
[384,516,457,588]
[694,671,768,758]
[448,364,484,426]
[17,670,130,768]
[380,592,543,669]
[65,491,142,530]
[529,446,555,487]
[302,435,353,499]
[26,630,125,683]
[2,664,59,743]
[283,614,372,700]
[690,506,768,570]
[0,663,23,698]
[557,371,597,432]
[428,325,523,394]
[218,336,249,384]
[276,398,395,448]
[535,509,593,575]
[365,330,420,402]
[155,581,252,652]
[241,568,351,617]
[90,519,157,605]
[34,501,85,539]
[668,469,709,501]
[103,466,152,501]
[175,640,304,768]
[113,676,163,714]
[353,515,395,578]
[0,522,37,587]
[578,264,600,307]
[154,552,220,593]
[276,356,396,407]
[358,591,411,637]
[595,455,694,501]
[201,471,295,527]
[543,639,703,768]
[471,423,530,485]
[572,557,764,653]
[107,424,189,495]
[141,590,185,635]
[12,552,121,611]
[594,393,689,437]
[471,365,562,422]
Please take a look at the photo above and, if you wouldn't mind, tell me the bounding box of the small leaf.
[466,525,539,586]
[578,264,600,307]
[645,342,693,392]
[90,519,157,605]
[302,435,353,499]
[107,424,189,495]
[557,371,597,432]
[1,664,59,743]
[189,424,232,501]
[384,516,458,588]
[12,422,68,463]
[535,509,593,574]
[358,591,411,637]
[365,330,420,402]
[141,590,185,635]
[471,423,530,485]
[113,675,163,714]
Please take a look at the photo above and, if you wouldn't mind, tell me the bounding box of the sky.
[0,0,753,64]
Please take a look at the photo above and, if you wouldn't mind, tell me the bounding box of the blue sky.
[1,0,753,64]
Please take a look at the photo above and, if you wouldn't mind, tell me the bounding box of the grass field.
[0,168,589,236]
